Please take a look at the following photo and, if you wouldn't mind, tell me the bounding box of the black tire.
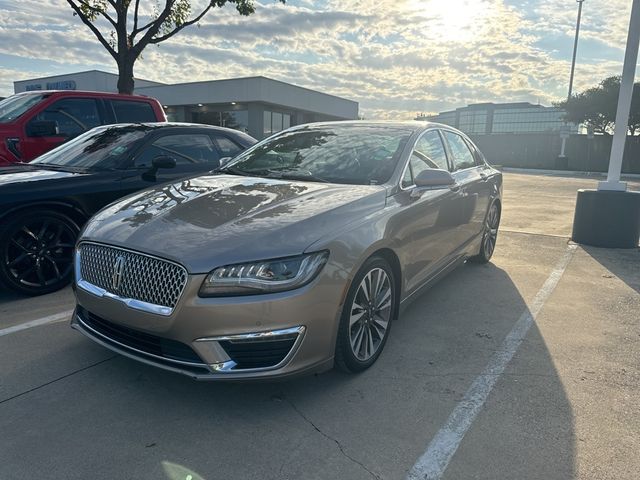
[0,210,80,295]
[469,201,500,264]
[335,256,397,373]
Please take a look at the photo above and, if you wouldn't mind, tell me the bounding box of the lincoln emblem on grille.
[111,256,126,291]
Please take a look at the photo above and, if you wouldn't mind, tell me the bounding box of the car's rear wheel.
[335,256,396,373]
[469,201,500,264]
[0,210,79,295]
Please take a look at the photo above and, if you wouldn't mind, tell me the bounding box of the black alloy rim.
[5,219,76,288]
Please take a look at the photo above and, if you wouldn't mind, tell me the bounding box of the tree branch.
[77,0,117,28]
[132,0,140,33]
[132,0,177,53]
[66,0,116,57]
[149,4,214,44]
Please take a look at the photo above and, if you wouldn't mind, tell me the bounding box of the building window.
[192,109,249,133]
[263,110,292,138]
[263,110,272,137]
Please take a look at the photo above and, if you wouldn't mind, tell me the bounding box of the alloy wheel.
[348,267,393,361]
[4,217,76,290]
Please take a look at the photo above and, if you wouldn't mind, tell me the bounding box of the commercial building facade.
[14,70,359,140]
[417,102,578,135]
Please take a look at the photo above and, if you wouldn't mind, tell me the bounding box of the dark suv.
[0,90,166,165]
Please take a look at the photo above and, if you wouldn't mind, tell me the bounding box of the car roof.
[15,90,157,101]
[290,120,451,133]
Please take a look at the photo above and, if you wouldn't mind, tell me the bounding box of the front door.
[22,98,102,160]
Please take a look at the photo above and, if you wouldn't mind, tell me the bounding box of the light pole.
[568,0,585,100]
[558,0,585,165]
[572,0,640,248]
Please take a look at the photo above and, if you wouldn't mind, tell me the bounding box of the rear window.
[111,100,156,123]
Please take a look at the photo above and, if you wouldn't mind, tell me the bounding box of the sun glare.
[411,0,492,42]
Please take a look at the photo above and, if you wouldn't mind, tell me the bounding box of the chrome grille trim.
[76,242,188,316]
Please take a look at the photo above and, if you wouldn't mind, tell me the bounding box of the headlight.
[199,251,329,297]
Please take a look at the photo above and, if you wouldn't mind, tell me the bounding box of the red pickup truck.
[0,90,166,165]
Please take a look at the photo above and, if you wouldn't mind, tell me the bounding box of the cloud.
[0,0,632,119]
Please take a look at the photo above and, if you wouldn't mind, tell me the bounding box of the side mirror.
[414,169,455,188]
[411,169,456,198]
[219,156,233,168]
[27,120,59,137]
[152,155,176,169]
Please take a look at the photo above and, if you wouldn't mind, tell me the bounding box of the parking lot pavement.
[0,171,638,480]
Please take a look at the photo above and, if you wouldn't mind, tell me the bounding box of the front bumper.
[72,265,349,380]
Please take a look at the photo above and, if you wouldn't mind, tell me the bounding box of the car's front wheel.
[0,210,79,295]
[335,256,397,373]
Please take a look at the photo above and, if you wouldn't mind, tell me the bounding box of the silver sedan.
[71,121,502,380]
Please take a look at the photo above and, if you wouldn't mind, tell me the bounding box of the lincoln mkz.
[71,121,502,380]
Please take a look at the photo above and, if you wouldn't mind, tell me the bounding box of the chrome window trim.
[75,241,188,316]
[398,128,451,192]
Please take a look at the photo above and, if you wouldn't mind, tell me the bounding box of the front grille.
[79,307,203,365]
[220,335,298,369]
[79,242,187,309]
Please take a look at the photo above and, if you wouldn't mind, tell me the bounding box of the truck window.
[111,100,156,123]
[29,98,101,137]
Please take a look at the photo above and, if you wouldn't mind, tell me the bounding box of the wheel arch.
[0,201,89,229]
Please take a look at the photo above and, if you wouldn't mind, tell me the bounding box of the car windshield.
[0,93,47,123]
[222,125,413,185]
[31,125,147,169]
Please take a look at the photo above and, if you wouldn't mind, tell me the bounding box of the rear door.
[22,97,102,160]
[441,130,491,244]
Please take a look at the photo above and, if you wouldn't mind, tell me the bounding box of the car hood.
[0,165,88,187]
[81,174,387,273]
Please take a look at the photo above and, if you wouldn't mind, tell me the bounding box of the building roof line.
[137,75,358,105]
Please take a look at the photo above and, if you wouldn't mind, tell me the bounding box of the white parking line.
[406,243,578,480]
[0,310,73,337]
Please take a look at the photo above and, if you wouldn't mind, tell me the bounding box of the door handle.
[480,172,489,181]
[449,183,461,193]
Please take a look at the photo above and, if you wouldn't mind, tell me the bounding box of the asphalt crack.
[283,396,382,480]
[0,356,117,405]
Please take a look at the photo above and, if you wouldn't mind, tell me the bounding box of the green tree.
[555,76,640,135]
[66,0,284,94]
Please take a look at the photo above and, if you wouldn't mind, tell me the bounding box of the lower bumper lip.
[71,308,307,380]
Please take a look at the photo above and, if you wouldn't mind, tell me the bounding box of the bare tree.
[66,0,283,94]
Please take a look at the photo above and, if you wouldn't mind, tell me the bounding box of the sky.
[0,0,633,119]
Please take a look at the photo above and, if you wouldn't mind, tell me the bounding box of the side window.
[134,134,219,167]
[464,138,485,166]
[414,131,449,170]
[443,131,476,170]
[111,100,156,123]
[30,98,101,137]
[214,136,243,157]
[402,130,449,187]
[402,154,436,188]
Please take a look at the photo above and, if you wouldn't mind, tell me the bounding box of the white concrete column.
[598,0,640,191]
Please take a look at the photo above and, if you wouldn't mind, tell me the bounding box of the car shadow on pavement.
[0,262,576,480]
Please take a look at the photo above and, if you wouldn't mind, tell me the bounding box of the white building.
[14,70,359,140]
